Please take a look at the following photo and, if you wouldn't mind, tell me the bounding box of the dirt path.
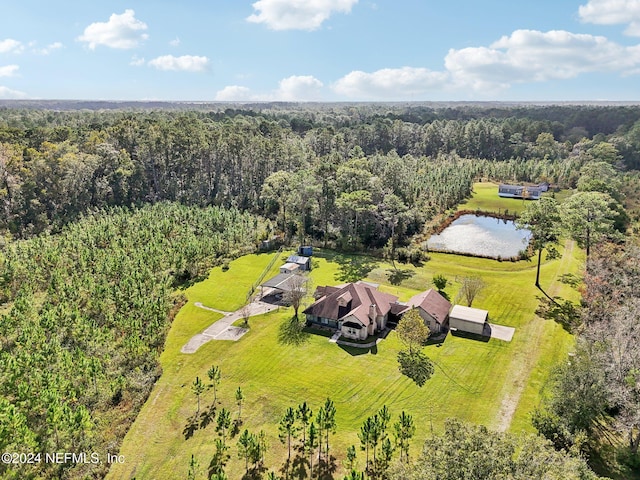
[495,239,575,432]
[193,302,233,315]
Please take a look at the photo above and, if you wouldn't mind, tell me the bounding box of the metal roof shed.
[260,273,299,294]
[449,305,488,336]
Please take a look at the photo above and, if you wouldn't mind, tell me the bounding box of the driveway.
[181,300,279,354]
[486,323,515,342]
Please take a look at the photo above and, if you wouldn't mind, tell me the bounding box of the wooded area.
[1,103,640,479]
[1,104,640,248]
[0,203,264,479]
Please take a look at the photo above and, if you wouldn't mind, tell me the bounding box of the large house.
[303,282,402,340]
[304,282,451,341]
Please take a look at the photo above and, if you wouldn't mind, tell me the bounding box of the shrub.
[396,248,410,263]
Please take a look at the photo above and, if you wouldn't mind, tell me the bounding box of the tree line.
[531,244,640,477]
[2,106,639,251]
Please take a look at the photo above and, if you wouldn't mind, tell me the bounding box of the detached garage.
[449,305,488,336]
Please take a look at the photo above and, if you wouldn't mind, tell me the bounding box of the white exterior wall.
[417,309,440,333]
[341,326,361,340]
[341,315,368,340]
[449,305,488,335]
[450,316,485,335]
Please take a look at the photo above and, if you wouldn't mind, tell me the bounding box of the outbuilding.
[287,255,311,271]
[280,262,300,274]
[449,305,489,336]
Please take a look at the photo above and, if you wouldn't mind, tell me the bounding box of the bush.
[618,448,640,470]
[409,249,428,266]
[396,248,410,263]
[432,274,448,291]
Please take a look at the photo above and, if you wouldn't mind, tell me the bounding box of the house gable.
[407,289,451,332]
[303,281,398,334]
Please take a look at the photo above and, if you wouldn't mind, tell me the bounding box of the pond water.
[427,214,531,258]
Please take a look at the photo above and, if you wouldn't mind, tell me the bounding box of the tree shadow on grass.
[278,317,310,346]
[199,403,217,430]
[241,464,267,480]
[290,453,309,480]
[386,268,415,286]
[535,295,581,333]
[183,403,217,439]
[316,456,338,480]
[559,273,582,288]
[330,254,379,283]
[183,413,199,440]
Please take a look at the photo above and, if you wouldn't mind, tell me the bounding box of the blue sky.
[1,0,640,101]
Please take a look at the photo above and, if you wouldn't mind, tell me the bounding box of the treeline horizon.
[1,104,640,249]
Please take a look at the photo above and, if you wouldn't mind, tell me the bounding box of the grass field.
[458,181,573,215]
[108,233,581,479]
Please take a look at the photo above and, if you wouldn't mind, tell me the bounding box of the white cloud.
[247,0,358,31]
[215,85,255,101]
[130,55,145,67]
[579,0,640,36]
[0,86,27,98]
[78,9,148,49]
[0,39,24,54]
[333,67,450,99]
[170,37,181,47]
[330,29,640,99]
[445,30,640,90]
[215,75,324,101]
[34,42,63,55]
[148,55,210,72]
[274,75,323,100]
[0,65,19,77]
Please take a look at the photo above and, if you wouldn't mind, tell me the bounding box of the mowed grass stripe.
[109,240,582,479]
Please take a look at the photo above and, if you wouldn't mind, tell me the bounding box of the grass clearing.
[459,181,572,215]
[109,237,580,479]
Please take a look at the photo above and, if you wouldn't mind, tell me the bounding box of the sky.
[1,0,640,102]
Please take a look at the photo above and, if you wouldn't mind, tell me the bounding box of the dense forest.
[1,103,640,479]
[1,104,640,248]
[0,203,264,479]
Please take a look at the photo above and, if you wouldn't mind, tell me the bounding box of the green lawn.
[458,181,572,215]
[108,240,580,479]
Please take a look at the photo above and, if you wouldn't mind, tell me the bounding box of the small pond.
[427,214,531,259]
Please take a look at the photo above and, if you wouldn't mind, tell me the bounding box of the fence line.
[246,246,284,302]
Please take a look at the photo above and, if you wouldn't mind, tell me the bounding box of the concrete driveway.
[181,300,279,354]
[486,323,515,341]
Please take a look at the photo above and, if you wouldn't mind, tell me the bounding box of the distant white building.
[498,184,543,200]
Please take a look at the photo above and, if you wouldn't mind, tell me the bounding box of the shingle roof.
[407,288,451,325]
[303,281,399,327]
